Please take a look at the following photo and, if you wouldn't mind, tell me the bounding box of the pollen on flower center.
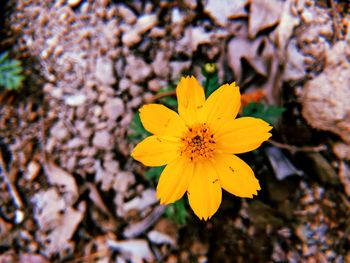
[180,123,216,162]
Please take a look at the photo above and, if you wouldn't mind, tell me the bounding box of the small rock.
[66,137,85,149]
[135,14,157,34]
[65,94,87,107]
[333,142,350,160]
[113,171,135,193]
[92,130,113,149]
[118,5,137,24]
[25,161,41,181]
[107,239,154,262]
[129,84,143,96]
[104,160,119,173]
[68,0,81,8]
[119,78,131,92]
[125,56,152,83]
[147,230,176,247]
[148,79,166,92]
[50,122,69,141]
[95,57,116,86]
[149,27,166,38]
[152,52,170,78]
[169,61,191,80]
[103,98,125,120]
[122,30,141,47]
[171,8,184,24]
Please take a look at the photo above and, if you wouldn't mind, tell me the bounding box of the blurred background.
[1,0,350,262]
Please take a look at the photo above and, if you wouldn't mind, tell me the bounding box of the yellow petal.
[187,161,222,220]
[176,76,205,126]
[213,153,260,198]
[157,157,194,204]
[139,104,187,137]
[202,82,241,132]
[216,117,272,154]
[131,135,180,166]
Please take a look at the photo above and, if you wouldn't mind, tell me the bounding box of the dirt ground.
[1,0,350,262]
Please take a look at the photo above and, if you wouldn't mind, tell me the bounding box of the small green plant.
[241,102,285,125]
[0,52,25,91]
[202,63,219,98]
[129,63,282,224]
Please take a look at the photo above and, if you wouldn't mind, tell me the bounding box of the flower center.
[180,123,216,162]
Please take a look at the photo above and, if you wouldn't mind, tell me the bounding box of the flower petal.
[131,135,180,166]
[202,82,241,132]
[176,76,205,126]
[139,104,187,137]
[187,161,222,220]
[216,117,272,154]
[213,153,260,198]
[157,157,194,204]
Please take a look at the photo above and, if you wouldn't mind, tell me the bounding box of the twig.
[268,139,327,154]
[0,151,24,209]
[146,91,176,103]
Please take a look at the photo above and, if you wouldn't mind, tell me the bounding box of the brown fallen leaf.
[249,0,283,38]
[44,160,78,205]
[274,0,300,57]
[204,0,249,27]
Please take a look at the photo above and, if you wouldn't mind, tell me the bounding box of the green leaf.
[241,102,285,125]
[201,64,220,98]
[128,113,150,141]
[0,52,25,90]
[165,197,188,226]
[145,166,164,182]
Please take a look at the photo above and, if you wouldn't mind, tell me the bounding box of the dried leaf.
[44,160,78,205]
[249,0,283,38]
[274,0,300,56]
[265,146,303,180]
[31,189,86,257]
[204,0,249,26]
[283,39,306,81]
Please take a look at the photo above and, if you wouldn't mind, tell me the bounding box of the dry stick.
[0,151,24,209]
[268,139,327,154]
[147,90,176,103]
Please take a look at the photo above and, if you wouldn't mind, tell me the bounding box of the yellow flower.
[131,76,272,220]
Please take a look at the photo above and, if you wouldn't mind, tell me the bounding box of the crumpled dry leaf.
[265,146,303,180]
[249,0,283,38]
[283,39,306,81]
[273,0,300,57]
[31,188,86,257]
[44,160,78,205]
[176,26,212,55]
[204,0,249,26]
[228,36,274,82]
